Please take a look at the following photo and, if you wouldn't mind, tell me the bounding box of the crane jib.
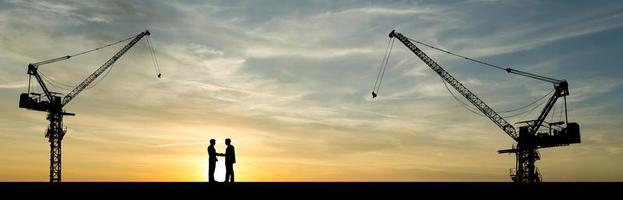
[61,30,150,106]
[389,30,519,140]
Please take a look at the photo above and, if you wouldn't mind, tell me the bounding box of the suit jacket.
[225,145,236,164]
[207,145,218,162]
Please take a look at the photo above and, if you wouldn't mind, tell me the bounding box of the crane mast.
[382,30,580,183]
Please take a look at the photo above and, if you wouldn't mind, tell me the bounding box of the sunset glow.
[1,0,622,182]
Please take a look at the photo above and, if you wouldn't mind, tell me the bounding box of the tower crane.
[18,30,160,182]
[372,30,580,183]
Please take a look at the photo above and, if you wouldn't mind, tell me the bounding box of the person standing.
[218,138,236,183]
[206,139,220,183]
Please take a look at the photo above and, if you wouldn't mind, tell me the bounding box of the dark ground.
[1,182,620,198]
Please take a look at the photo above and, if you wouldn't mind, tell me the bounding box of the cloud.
[0,82,26,89]
[6,0,113,23]
[567,78,623,103]
[0,0,622,181]
[245,46,377,59]
[319,4,443,16]
[441,6,623,58]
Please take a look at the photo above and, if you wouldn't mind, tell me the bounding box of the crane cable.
[503,91,552,118]
[372,35,557,118]
[39,59,117,92]
[33,34,137,92]
[400,36,559,116]
[405,36,508,71]
[146,36,162,78]
[498,88,554,113]
[33,32,162,94]
[76,35,159,91]
[371,37,395,98]
[39,72,74,90]
[440,76,553,118]
[73,34,162,90]
[70,35,135,58]
[517,97,546,122]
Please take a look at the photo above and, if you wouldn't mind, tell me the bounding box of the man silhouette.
[217,138,236,183]
[206,139,219,183]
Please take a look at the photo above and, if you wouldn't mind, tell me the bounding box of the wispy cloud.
[0,0,622,181]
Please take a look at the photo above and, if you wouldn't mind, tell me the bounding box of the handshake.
[208,138,236,183]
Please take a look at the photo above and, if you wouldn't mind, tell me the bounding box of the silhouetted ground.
[1,182,620,198]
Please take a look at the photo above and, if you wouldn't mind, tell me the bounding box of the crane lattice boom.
[388,30,518,140]
[62,30,150,106]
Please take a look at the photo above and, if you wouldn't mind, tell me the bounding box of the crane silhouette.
[18,30,160,182]
[372,30,581,182]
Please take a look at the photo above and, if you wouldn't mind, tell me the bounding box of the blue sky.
[0,0,622,181]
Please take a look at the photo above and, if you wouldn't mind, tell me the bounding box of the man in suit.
[217,138,236,183]
[207,139,220,183]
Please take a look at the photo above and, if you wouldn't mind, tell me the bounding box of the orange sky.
[1,0,622,182]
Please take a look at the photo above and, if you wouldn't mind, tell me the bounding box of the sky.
[0,0,622,182]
